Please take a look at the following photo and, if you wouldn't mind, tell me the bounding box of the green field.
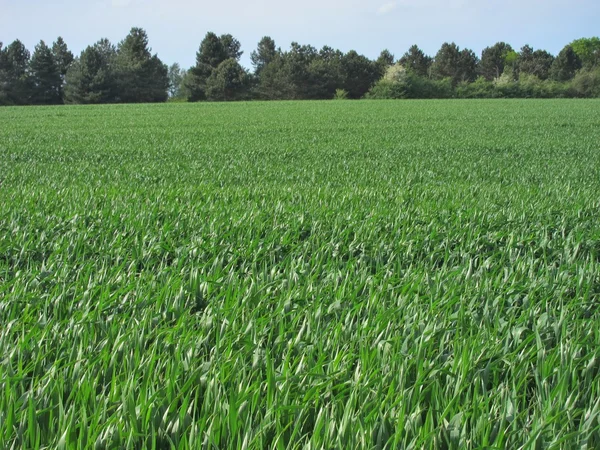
[1,100,600,449]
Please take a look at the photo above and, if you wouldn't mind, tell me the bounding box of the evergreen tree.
[95,38,118,63]
[253,53,294,100]
[52,37,74,77]
[4,31,599,103]
[64,39,118,104]
[115,27,168,103]
[0,40,33,105]
[457,48,479,83]
[253,40,341,100]
[341,50,378,99]
[0,42,7,104]
[186,62,213,101]
[400,45,432,78]
[196,32,228,68]
[431,43,477,84]
[205,58,250,101]
[187,32,243,101]
[220,34,243,61]
[517,45,554,80]
[52,36,74,100]
[431,43,460,80]
[376,49,395,77]
[550,45,582,81]
[304,46,344,99]
[479,42,514,80]
[284,42,318,99]
[30,40,62,104]
[251,36,277,76]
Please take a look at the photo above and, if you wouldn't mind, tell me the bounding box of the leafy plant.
[333,88,349,100]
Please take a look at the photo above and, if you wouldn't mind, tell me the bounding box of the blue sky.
[1,0,598,70]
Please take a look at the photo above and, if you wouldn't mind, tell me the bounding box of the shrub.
[366,79,407,99]
[333,88,349,100]
[456,77,498,98]
[570,68,600,98]
[366,71,453,99]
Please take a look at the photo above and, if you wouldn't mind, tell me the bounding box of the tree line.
[1,28,599,105]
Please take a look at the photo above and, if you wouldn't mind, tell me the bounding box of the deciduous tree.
[570,37,600,69]
[168,63,185,98]
[376,49,395,77]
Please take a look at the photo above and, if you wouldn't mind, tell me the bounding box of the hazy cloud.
[111,0,147,7]
[377,1,398,15]
[395,0,468,6]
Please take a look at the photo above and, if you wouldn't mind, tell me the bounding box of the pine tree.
[251,36,277,76]
[220,34,243,61]
[115,27,168,103]
[30,40,62,104]
[0,40,33,104]
[400,45,431,78]
[0,42,7,105]
[550,45,583,81]
[517,46,554,80]
[376,49,395,77]
[479,42,514,80]
[341,50,379,99]
[64,39,119,104]
[52,37,74,102]
[196,32,228,68]
[206,58,249,101]
[187,32,243,101]
[431,43,477,84]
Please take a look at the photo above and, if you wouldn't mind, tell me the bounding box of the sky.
[1,0,598,70]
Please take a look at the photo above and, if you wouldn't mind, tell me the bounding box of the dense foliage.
[1,100,599,448]
[1,28,169,105]
[1,31,600,104]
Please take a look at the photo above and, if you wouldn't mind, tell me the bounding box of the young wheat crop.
[1,100,599,448]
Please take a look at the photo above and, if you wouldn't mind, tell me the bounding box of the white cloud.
[377,1,398,15]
